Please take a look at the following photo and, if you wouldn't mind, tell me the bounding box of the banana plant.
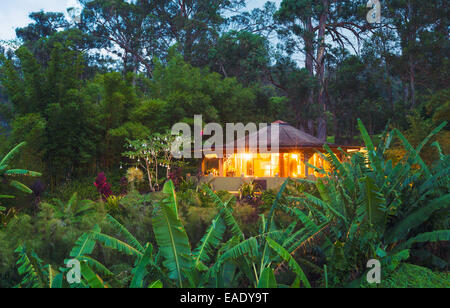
[0,142,42,200]
[60,180,312,288]
[286,119,450,286]
[15,245,61,288]
[195,183,312,289]
[44,193,96,225]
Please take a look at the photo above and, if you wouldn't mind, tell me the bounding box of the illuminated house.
[201,121,361,191]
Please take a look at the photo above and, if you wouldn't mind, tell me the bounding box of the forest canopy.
[0,0,448,290]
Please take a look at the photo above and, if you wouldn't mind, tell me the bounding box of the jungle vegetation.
[0,0,448,288]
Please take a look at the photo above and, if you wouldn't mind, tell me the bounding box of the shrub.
[94,172,112,201]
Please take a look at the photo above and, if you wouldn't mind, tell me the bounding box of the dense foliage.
[1,122,448,288]
[0,0,448,288]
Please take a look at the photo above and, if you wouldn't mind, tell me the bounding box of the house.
[200,121,362,192]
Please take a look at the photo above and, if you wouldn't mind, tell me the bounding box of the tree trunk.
[304,12,315,136]
[154,159,159,191]
[316,0,329,142]
[409,53,416,108]
[145,160,154,192]
[407,0,416,108]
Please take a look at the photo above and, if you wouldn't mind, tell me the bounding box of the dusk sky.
[0,0,282,41]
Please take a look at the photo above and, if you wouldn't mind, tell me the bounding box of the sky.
[0,0,282,41]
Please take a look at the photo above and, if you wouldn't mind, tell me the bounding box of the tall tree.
[208,30,270,85]
[386,0,449,108]
[16,11,69,46]
[149,0,246,66]
[275,0,374,140]
[80,0,163,76]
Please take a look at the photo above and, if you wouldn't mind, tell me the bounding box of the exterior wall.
[199,174,316,192]
[199,147,362,192]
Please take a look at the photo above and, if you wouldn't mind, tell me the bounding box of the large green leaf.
[70,230,98,258]
[9,180,33,194]
[89,231,143,258]
[386,194,450,243]
[51,273,64,289]
[303,193,347,222]
[265,179,289,233]
[257,267,277,288]
[193,215,227,267]
[130,243,154,288]
[0,196,14,200]
[203,186,244,239]
[416,122,447,154]
[358,119,382,174]
[152,181,192,287]
[15,245,46,288]
[361,176,386,228]
[105,214,145,253]
[78,256,114,278]
[266,237,311,288]
[148,280,163,288]
[219,237,259,263]
[392,129,431,177]
[80,262,106,288]
[162,180,179,217]
[400,230,450,250]
[0,142,26,170]
[4,169,41,177]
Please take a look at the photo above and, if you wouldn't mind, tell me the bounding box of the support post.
[219,158,224,177]
[201,158,206,175]
[279,153,285,177]
[304,152,311,177]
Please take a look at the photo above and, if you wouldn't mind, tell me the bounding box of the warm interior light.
[224,153,280,177]
[243,153,253,160]
[291,154,299,160]
[205,154,218,159]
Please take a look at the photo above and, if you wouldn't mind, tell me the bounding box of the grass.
[382,264,450,288]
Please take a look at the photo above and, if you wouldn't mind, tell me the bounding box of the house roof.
[201,121,362,154]
[216,121,328,153]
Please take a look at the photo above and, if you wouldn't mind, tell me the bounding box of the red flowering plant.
[94,172,112,201]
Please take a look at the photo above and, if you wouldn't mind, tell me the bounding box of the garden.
[0,120,448,288]
[0,0,448,289]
